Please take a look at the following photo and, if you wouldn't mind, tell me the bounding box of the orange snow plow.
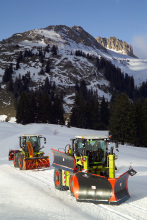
[71,168,136,205]
[52,135,137,205]
[9,135,50,170]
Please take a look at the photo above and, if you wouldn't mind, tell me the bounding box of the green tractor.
[9,134,50,170]
[52,135,136,205]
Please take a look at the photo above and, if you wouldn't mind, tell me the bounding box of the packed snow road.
[0,122,147,220]
[0,164,94,220]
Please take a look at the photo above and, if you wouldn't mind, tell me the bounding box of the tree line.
[15,76,64,125]
[109,93,147,147]
[70,80,147,147]
[16,90,64,125]
[70,80,109,130]
[1,62,64,125]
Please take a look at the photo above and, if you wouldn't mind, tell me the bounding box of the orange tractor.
[9,134,50,170]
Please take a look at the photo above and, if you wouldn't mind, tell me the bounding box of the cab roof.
[75,135,109,140]
[22,134,42,137]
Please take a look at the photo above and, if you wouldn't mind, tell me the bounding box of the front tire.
[18,155,24,170]
[14,151,19,168]
[69,174,74,196]
[54,168,68,191]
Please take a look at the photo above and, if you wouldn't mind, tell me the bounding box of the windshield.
[27,136,40,152]
[85,140,106,151]
[21,136,40,152]
[85,139,107,163]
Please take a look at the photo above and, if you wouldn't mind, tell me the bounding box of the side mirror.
[44,138,46,144]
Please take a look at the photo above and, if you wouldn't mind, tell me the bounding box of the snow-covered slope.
[105,49,147,86]
[0,122,147,220]
[0,25,147,91]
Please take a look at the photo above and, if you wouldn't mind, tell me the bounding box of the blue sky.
[0,0,147,58]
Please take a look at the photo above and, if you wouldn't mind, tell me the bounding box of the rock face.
[96,36,136,57]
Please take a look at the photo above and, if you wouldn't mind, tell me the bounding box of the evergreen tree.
[16,92,35,124]
[35,92,52,123]
[2,64,13,83]
[45,44,50,53]
[44,77,51,94]
[94,99,101,130]
[51,45,57,56]
[45,60,50,73]
[133,100,145,146]
[142,99,147,147]
[38,68,45,75]
[100,96,110,129]
[109,93,135,143]
[7,77,14,92]
[52,95,64,124]
[16,51,23,70]
[70,93,86,128]
[85,98,95,129]
[13,76,24,98]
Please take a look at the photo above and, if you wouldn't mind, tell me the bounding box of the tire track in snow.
[128,203,147,214]
[0,164,83,220]
[99,203,147,220]
[1,164,97,220]
[99,204,135,220]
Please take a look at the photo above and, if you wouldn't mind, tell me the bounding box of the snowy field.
[0,122,147,220]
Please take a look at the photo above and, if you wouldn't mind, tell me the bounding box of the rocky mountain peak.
[96,36,136,57]
[44,25,106,51]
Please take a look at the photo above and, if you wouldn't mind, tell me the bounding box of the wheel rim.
[55,170,59,186]
[70,176,74,194]
[19,158,21,168]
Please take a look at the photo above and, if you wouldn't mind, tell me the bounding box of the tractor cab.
[73,135,110,165]
[19,135,46,153]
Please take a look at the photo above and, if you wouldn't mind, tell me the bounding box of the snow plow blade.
[72,169,136,205]
[52,148,76,172]
[23,156,50,170]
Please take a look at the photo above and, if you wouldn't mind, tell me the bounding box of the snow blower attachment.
[52,135,136,205]
[9,135,50,170]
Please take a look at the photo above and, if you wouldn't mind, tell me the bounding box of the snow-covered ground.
[0,122,147,220]
[0,115,16,123]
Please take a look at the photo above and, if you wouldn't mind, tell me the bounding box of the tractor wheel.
[14,151,19,168]
[54,168,68,191]
[18,155,24,170]
[69,174,74,196]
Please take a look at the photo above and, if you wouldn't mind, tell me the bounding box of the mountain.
[0,25,147,115]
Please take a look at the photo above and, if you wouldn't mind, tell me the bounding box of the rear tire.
[54,168,68,191]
